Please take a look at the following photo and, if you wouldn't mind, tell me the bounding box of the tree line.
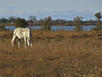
[0,12,102,31]
[0,16,98,26]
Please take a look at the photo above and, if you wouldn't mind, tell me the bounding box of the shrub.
[74,16,83,31]
[0,25,5,31]
[94,12,102,32]
[14,18,28,28]
[42,16,51,30]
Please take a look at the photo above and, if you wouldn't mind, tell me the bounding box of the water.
[5,25,95,31]
[5,26,15,30]
[51,26,96,31]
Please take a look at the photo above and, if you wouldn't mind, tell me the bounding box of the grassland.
[0,30,102,77]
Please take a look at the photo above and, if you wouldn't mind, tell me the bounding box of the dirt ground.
[0,30,102,77]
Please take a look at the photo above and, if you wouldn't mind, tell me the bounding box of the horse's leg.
[30,38,32,47]
[27,38,30,47]
[30,42,32,47]
[27,38,32,47]
[18,39,21,48]
[11,35,16,47]
[24,37,27,48]
[30,33,32,47]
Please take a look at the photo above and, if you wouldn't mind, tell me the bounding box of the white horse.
[11,27,32,48]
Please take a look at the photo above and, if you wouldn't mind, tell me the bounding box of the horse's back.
[13,27,31,38]
[12,27,32,47]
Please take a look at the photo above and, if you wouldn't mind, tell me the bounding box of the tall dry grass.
[0,30,102,77]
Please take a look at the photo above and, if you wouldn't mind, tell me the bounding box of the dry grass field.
[0,30,102,77]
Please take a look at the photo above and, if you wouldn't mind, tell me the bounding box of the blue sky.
[0,0,101,20]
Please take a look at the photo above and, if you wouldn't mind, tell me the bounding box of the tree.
[0,18,8,30]
[0,18,8,24]
[74,16,83,31]
[14,18,28,28]
[8,16,16,25]
[94,12,102,32]
[29,16,37,24]
[42,16,52,30]
[95,12,102,20]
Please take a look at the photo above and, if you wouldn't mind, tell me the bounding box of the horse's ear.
[26,28,30,31]
[23,29,26,32]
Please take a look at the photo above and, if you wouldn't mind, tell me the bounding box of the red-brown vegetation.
[0,30,102,77]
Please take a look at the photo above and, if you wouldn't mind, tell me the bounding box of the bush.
[94,12,102,32]
[74,16,83,31]
[14,18,28,28]
[0,25,5,31]
[91,26,102,31]
[42,16,51,30]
